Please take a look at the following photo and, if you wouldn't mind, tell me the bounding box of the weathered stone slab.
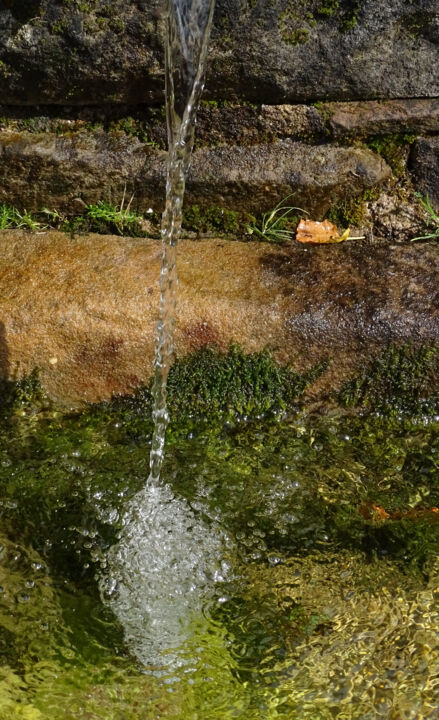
[0,131,390,216]
[1,230,439,405]
[410,136,439,211]
[326,99,439,139]
[1,99,436,148]
[0,1,438,106]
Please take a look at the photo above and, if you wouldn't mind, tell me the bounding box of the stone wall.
[0,1,438,231]
[0,1,438,105]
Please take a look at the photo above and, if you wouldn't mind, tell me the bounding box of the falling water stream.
[149,0,215,483]
[99,0,224,675]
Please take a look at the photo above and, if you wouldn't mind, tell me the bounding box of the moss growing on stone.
[182,205,244,235]
[326,186,381,227]
[0,368,47,412]
[0,61,12,79]
[339,0,362,32]
[315,0,339,18]
[109,345,328,426]
[278,3,315,46]
[167,345,327,421]
[365,133,417,177]
[402,11,437,41]
[338,344,439,415]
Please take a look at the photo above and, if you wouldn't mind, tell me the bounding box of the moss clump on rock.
[365,133,416,177]
[0,368,47,412]
[338,343,439,415]
[166,345,327,421]
[326,186,381,227]
[109,345,328,426]
[182,205,244,236]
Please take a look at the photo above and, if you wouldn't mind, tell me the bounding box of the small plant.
[85,189,144,236]
[246,195,307,243]
[412,194,439,241]
[0,204,45,231]
[0,204,14,229]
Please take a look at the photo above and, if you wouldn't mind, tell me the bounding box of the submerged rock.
[1,230,439,405]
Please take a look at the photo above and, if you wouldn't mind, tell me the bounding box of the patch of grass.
[246,195,308,243]
[412,194,439,241]
[338,343,439,416]
[0,204,45,231]
[84,196,142,236]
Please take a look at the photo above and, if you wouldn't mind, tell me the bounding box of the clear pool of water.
[1,402,438,719]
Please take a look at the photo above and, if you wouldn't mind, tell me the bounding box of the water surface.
[1,403,438,718]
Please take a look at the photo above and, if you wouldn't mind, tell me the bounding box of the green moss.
[339,0,362,32]
[338,344,439,416]
[365,133,417,177]
[315,0,339,17]
[283,26,310,44]
[51,18,68,34]
[326,186,381,227]
[107,116,164,147]
[402,11,437,40]
[182,204,245,235]
[0,368,47,413]
[278,3,313,46]
[109,345,328,426]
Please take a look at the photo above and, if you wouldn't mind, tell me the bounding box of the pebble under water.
[0,402,439,719]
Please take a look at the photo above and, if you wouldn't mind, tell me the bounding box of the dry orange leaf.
[296,219,351,244]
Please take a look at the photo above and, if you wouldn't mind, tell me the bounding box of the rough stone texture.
[0,131,390,216]
[409,136,439,211]
[1,230,439,406]
[259,104,325,142]
[0,1,438,106]
[367,188,428,243]
[327,99,439,139]
[1,99,437,149]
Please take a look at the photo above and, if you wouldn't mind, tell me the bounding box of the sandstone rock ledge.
[1,230,439,406]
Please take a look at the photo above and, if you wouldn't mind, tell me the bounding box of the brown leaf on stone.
[296,219,347,244]
[296,219,350,244]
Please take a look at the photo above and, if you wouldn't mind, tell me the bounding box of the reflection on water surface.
[0,406,439,718]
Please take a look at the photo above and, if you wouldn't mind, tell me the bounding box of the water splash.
[149,0,215,483]
[100,483,230,675]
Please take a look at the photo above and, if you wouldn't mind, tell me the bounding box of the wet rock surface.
[410,136,439,211]
[326,99,439,139]
[1,230,439,405]
[0,131,391,216]
[0,1,438,106]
